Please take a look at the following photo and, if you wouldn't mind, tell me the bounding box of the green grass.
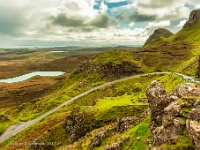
[162,135,194,150]
[122,116,151,150]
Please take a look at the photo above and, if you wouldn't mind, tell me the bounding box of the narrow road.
[0,72,199,144]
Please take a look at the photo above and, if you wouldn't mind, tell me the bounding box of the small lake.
[0,71,65,83]
[51,51,68,53]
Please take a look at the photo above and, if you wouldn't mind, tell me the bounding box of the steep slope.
[144,28,173,47]
[143,9,200,76]
[1,9,200,150]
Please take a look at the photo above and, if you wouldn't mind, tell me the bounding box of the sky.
[0,0,200,47]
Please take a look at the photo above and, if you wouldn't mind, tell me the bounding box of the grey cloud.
[51,14,85,27]
[116,12,156,23]
[130,13,157,22]
[137,0,178,8]
[91,14,113,28]
[0,8,26,36]
[49,13,114,32]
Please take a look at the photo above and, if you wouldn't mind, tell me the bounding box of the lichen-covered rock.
[90,130,107,149]
[147,81,200,149]
[116,116,137,133]
[104,137,129,150]
[162,101,183,125]
[186,120,200,150]
[65,108,87,143]
[186,101,200,150]
[177,83,200,97]
[146,81,175,131]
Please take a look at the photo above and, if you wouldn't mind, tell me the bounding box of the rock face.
[65,108,88,143]
[90,130,107,149]
[196,56,200,79]
[144,28,173,46]
[146,81,200,149]
[184,9,200,28]
[75,60,141,80]
[187,101,200,150]
[116,116,137,133]
[104,137,129,150]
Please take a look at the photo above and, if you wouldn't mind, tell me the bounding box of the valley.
[0,7,200,150]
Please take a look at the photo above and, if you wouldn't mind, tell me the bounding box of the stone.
[146,82,196,146]
[146,81,175,131]
[104,137,128,150]
[186,120,200,150]
[65,108,88,143]
[90,130,107,149]
[177,84,200,97]
[116,116,137,133]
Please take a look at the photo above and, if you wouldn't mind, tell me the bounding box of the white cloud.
[147,21,171,28]
[133,0,190,21]
[177,19,187,27]
[0,0,198,46]
[129,22,135,27]
[96,0,125,3]
[195,4,200,9]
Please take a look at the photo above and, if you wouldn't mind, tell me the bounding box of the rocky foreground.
[147,81,200,149]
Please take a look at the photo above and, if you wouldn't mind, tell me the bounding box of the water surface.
[0,71,65,83]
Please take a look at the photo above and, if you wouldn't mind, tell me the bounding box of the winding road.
[0,72,199,144]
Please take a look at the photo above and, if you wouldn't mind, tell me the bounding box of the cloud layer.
[0,0,198,47]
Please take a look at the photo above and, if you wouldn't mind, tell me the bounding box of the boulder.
[116,116,137,133]
[90,130,107,149]
[147,82,200,149]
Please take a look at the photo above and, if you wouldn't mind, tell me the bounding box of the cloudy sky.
[0,0,199,47]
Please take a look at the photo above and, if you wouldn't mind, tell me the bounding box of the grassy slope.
[144,20,200,76]
[1,19,200,149]
[0,74,186,150]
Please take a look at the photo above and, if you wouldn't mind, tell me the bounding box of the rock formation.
[116,116,137,133]
[146,81,200,149]
[196,56,200,79]
[75,60,141,80]
[90,130,107,149]
[65,107,88,143]
[104,137,129,150]
[144,28,173,46]
[184,9,200,28]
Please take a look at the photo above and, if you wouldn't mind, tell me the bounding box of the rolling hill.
[1,9,200,150]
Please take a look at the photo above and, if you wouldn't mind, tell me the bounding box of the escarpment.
[184,9,200,28]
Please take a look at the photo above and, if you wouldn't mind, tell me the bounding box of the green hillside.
[1,9,200,150]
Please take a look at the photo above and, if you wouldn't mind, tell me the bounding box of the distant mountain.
[143,28,173,47]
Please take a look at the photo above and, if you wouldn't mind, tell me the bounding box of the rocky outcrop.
[90,130,107,149]
[74,60,141,81]
[65,108,88,143]
[146,81,200,149]
[187,101,200,149]
[184,9,200,28]
[144,28,173,46]
[104,137,129,150]
[116,116,137,133]
[196,56,200,79]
